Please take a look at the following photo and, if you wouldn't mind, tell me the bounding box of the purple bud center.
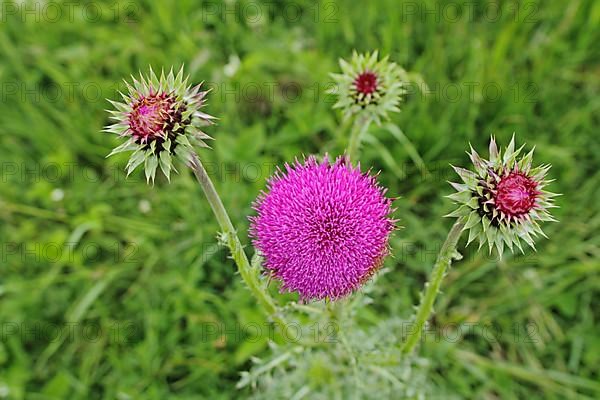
[495,172,538,217]
[128,92,180,143]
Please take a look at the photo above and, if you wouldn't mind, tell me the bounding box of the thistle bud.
[104,67,215,183]
[330,51,407,124]
[447,135,558,256]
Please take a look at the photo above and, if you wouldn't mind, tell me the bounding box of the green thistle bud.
[330,51,407,124]
[104,67,215,184]
[447,135,559,256]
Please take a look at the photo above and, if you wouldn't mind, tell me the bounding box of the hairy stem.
[188,153,285,327]
[401,220,465,355]
[346,114,372,164]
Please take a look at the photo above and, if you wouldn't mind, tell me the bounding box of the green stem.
[401,220,465,355]
[327,301,360,395]
[188,153,286,327]
[346,114,372,163]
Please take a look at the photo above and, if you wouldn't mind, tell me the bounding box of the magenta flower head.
[250,156,395,301]
[447,135,558,256]
[104,67,215,183]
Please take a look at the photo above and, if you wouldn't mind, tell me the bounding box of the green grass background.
[0,0,599,398]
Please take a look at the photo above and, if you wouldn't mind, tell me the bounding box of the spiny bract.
[104,67,215,183]
[250,156,395,301]
[447,135,559,256]
[329,51,407,124]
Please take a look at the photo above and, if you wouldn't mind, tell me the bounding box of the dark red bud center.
[495,172,538,217]
[354,71,378,95]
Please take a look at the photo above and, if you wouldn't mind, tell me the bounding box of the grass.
[0,0,599,398]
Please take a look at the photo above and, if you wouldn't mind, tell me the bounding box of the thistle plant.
[402,135,558,355]
[103,63,560,397]
[104,67,285,327]
[250,156,395,301]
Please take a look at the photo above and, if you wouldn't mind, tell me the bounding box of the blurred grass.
[0,0,599,398]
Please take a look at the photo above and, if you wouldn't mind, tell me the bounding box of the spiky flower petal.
[447,135,558,256]
[104,67,215,183]
[330,51,407,124]
[250,156,395,301]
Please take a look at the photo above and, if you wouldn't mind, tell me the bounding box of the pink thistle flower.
[250,156,395,301]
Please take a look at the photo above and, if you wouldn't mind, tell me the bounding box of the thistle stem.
[188,153,285,327]
[346,114,372,163]
[401,220,465,355]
